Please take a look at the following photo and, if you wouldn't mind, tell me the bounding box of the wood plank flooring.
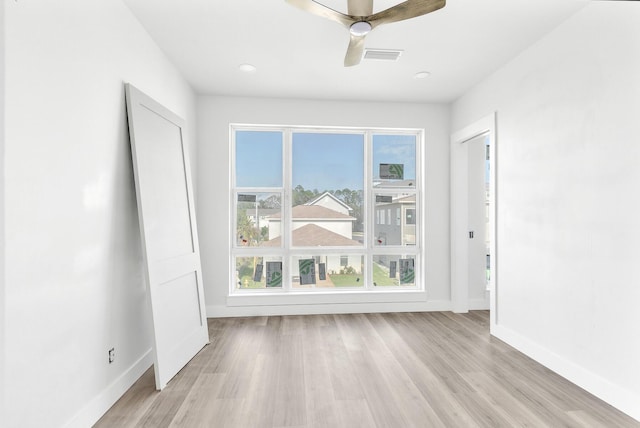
[95,311,639,427]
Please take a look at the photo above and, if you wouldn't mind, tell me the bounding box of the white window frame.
[229,124,425,300]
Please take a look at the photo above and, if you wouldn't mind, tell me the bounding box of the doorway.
[467,134,490,300]
[450,113,497,330]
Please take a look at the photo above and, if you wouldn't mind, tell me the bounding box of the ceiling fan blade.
[368,0,446,28]
[348,0,373,16]
[344,34,366,67]
[285,0,354,27]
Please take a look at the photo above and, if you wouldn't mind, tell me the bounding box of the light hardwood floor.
[95,311,639,427]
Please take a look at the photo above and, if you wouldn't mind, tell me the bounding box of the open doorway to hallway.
[451,113,497,330]
[466,133,491,297]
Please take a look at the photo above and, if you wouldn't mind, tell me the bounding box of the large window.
[231,126,422,293]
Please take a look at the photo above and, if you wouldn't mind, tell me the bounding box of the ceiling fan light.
[350,21,372,37]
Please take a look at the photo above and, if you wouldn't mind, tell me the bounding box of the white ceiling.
[123,0,590,103]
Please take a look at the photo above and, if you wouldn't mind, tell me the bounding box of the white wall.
[4,1,197,427]
[197,96,451,316]
[452,3,640,421]
[0,1,6,425]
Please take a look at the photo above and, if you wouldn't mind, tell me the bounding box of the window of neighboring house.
[231,126,421,293]
[406,208,416,225]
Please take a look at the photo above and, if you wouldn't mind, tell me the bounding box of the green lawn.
[329,263,400,287]
[238,276,266,288]
[329,274,364,287]
[372,262,399,286]
[239,262,402,288]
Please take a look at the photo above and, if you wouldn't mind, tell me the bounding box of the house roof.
[305,192,352,211]
[375,194,416,206]
[268,205,355,221]
[262,224,361,247]
[395,194,416,204]
[373,179,416,188]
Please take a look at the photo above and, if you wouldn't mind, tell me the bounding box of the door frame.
[450,113,497,330]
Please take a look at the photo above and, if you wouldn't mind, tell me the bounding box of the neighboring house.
[373,179,417,188]
[265,195,361,275]
[263,224,362,275]
[245,208,279,230]
[304,192,352,216]
[375,194,416,246]
[263,223,360,247]
[267,204,356,241]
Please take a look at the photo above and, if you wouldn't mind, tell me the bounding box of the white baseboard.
[64,350,153,428]
[492,324,640,423]
[206,299,453,318]
[468,297,490,310]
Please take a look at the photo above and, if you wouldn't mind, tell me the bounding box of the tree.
[259,194,281,209]
[236,209,259,245]
[332,188,364,232]
[292,184,319,206]
[291,185,364,232]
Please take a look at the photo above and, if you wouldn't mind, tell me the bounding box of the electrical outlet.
[108,348,115,364]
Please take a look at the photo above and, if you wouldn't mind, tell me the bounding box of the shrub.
[340,266,356,275]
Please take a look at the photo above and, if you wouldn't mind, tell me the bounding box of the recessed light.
[414,71,431,79]
[238,63,257,73]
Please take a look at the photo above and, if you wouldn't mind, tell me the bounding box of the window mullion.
[282,129,292,292]
[364,130,374,290]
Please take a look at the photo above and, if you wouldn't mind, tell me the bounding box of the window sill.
[227,289,427,307]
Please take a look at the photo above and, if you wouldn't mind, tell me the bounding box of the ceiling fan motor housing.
[350,21,372,36]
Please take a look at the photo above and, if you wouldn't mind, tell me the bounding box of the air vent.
[363,49,403,61]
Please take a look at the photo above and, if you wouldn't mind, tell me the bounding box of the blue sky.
[293,133,363,191]
[236,131,416,190]
[372,135,416,180]
[236,131,283,187]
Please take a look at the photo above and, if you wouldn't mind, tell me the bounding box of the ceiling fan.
[285,0,446,67]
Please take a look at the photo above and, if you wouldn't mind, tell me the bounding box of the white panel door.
[125,84,208,390]
[467,135,488,301]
